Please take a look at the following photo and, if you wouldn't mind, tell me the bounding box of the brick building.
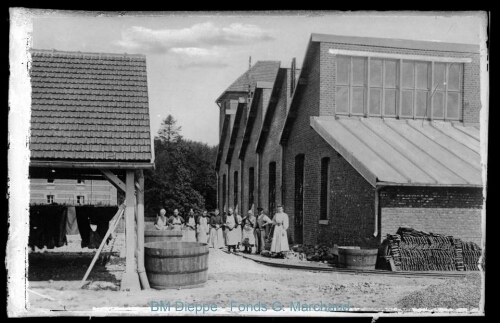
[215,34,484,247]
[29,178,118,206]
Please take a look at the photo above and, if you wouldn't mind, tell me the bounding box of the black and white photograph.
[7,9,488,317]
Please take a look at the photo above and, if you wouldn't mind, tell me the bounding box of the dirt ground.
[26,234,482,315]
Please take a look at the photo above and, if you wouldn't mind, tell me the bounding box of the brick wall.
[319,42,481,124]
[316,152,378,248]
[381,208,482,245]
[228,104,248,215]
[259,69,291,216]
[380,186,483,245]
[283,42,325,245]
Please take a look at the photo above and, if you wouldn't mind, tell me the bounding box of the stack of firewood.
[384,227,482,271]
[462,241,482,271]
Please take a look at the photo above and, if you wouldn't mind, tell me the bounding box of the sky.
[29,11,487,146]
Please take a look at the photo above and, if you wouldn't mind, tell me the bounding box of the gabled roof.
[29,49,153,168]
[216,61,281,102]
[280,33,480,145]
[311,117,482,187]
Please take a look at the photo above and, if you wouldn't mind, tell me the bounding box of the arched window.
[320,157,330,221]
[269,162,277,217]
[294,154,305,244]
[222,174,227,211]
[249,167,255,209]
[234,171,239,212]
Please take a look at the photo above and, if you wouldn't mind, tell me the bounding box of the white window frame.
[333,49,467,121]
[47,195,54,204]
[77,195,85,205]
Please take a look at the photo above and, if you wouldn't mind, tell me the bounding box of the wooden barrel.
[145,230,183,243]
[338,247,378,270]
[145,241,209,289]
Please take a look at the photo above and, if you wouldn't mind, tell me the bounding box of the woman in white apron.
[197,210,209,243]
[224,208,239,253]
[154,209,169,231]
[241,210,256,253]
[170,209,184,232]
[208,210,224,249]
[270,205,290,253]
[184,209,197,242]
[234,209,243,250]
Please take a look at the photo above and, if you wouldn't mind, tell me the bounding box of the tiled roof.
[311,117,482,187]
[216,61,281,101]
[29,49,152,162]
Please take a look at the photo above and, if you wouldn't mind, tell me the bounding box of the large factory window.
[336,55,463,121]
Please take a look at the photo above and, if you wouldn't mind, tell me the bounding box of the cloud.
[115,22,274,54]
[178,61,230,69]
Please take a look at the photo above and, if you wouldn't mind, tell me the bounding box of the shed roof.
[29,49,153,168]
[311,117,482,187]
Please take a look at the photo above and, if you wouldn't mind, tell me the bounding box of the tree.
[144,116,217,218]
[155,115,182,144]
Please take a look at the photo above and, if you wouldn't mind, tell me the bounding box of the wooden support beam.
[100,169,126,193]
[120,170,141,291]
[135,170,150,290]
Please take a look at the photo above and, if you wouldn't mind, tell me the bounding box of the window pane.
[402,61,414,88]
[416,62,429,90]
[370,59,382,87]
[448,64,461,91]
[401,90,414,117]
[336,56,350,85]
[352,87,364,114]
[416,91,429,117]
[434,63,446,90]
[336,86,349,113]
[369,88,381,115]
[446,92,461,119]
[384,60,397,88]
[384,89,397,116]
[432,91,445,119]
[352,58,366,86]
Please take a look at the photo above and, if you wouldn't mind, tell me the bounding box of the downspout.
[256,153,261,208]
[373,185,386,239]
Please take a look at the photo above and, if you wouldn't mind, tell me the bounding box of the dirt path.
[28,244,453,313]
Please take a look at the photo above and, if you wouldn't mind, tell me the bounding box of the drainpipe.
[373,185,386,239]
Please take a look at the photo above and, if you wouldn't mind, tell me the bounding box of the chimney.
[291,57,296,96]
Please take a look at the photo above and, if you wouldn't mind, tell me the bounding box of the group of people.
[154,205,290,254]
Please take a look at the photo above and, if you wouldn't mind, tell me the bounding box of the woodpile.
[383,227,482,271]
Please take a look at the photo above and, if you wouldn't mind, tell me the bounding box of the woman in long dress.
[170,209,184,232]
[197,210,209,244]
[270,205,289,253]
[241,210,256,253]
[208,209,224,249]
[234,209,243,250]
[224,208,239,253]
[184,209,197,242]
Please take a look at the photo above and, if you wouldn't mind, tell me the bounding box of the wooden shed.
[28,49,155,290]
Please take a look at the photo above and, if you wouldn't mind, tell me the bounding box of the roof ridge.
[216,61,281,102]
[29,48,146,58]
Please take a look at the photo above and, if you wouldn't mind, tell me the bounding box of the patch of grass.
[397,272,482,311]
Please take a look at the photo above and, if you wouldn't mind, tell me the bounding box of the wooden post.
[135,169,150,290]
[120,170,141,291]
